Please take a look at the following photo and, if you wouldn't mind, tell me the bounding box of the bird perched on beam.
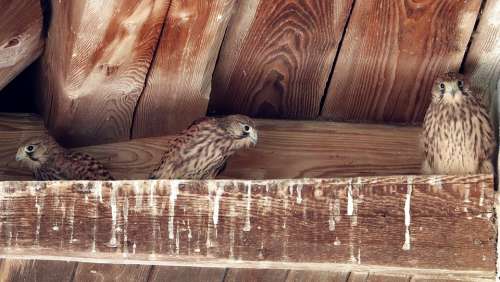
[421,72,495,175]
[150,115,258,180]
[16,134,114,180]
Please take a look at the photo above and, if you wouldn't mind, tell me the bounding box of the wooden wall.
[20,0,499,146]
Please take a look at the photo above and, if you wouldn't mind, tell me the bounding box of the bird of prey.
[421,72,495,175]
[16,134,114,180]
[150,115,258,180]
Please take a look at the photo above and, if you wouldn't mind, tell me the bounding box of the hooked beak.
[15,148,24,161]
[249,130,258,145]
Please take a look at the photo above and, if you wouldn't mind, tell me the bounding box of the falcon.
[421,72,495,175]
[16,134,114,180]
[150,115,258,179]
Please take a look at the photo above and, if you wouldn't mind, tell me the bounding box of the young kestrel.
[421,72,495,175]
[16,134,114,180]
[150,115,258,180]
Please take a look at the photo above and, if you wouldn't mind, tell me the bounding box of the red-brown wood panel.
[462,0,500,116]
[37,0,170,147]
[321,0,482,123]
[209,0,354,119]
[131,0,236,138]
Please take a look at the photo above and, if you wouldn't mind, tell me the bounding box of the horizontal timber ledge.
[0,176,494,278]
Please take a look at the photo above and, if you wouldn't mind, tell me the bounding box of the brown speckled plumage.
[150,115,258,180]
[16,134,114,180]
[421,72,495,175]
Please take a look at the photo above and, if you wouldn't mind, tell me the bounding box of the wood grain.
[149,266,226,282]
[0,114,423,181]
[462,0,500,118]
[37,0,170,147]
[224,269,289,282]
[366,273,410,282]
[132,0,236,138]
[286,270,349,282]
[321,0,482,123]
[0,177,494,272]
[210,0,353,119]
[0,259,76,282]
[72,263,151,282]
[0,0,44,92]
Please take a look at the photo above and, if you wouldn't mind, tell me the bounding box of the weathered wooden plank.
[149,266,226,282]
[347,272,368,282]
[0,259,76,282]
[0,114,423,180]
[210,0,353,118]
[132,0,236,138]
[72,263,151,282]
[366,273,410,282]
[0,0,44,92]
[224,269,288,282]
[462,0,500,118]
[37,0,170,146]
[286,270,349,282]
[321,0,482,123]
[0,178,494,272]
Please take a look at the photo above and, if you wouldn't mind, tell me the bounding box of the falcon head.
[16,135,62,169]
[218,115,258,149]
[432,72,471,104]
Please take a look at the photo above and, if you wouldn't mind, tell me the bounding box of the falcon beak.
[249,130,258,146]
[15,148,24,161]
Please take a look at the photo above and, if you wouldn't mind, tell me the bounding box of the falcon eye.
[25,145,35,153]
[243,125,250,132]
[457,80,464,89]
[439,83,445,90]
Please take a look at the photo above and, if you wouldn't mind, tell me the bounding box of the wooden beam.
[131,0,236,138]
[36,0,170,146]
[462,0,500,121]
[209,0,354,119]
[72,263,151,282]
[0,176,494,275]
[0,0,44,91]
[0,259,76,282]
[0,113,423,181]
[149,266,226,282]
[321,0,482,123]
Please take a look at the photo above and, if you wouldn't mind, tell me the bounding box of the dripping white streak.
[402,177,413,251]
[243,181,252,232]
[68,199,75,243]
[175,225,180,255]
[328,200,335,231]
[213,183,224,225]
[107,184,118,248]
[134,181,143,210]
[347,179,353,216]
[94,181,103,203]
[479,182,485,207]
[168,181,179,240]
[123,196,129,257]
[296,184,303,204]
[149,181,156,208]
[35,194,42,246]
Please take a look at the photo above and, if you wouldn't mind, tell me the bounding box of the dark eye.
[243,125,250,132]
[457,80,464,89]
[25,145,34,153]
[439,83,445,90]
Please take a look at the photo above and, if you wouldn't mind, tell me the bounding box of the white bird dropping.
[347,179,353,216]
[243,181,252,232]
[168,181,179,240]
[402,177,413,251]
